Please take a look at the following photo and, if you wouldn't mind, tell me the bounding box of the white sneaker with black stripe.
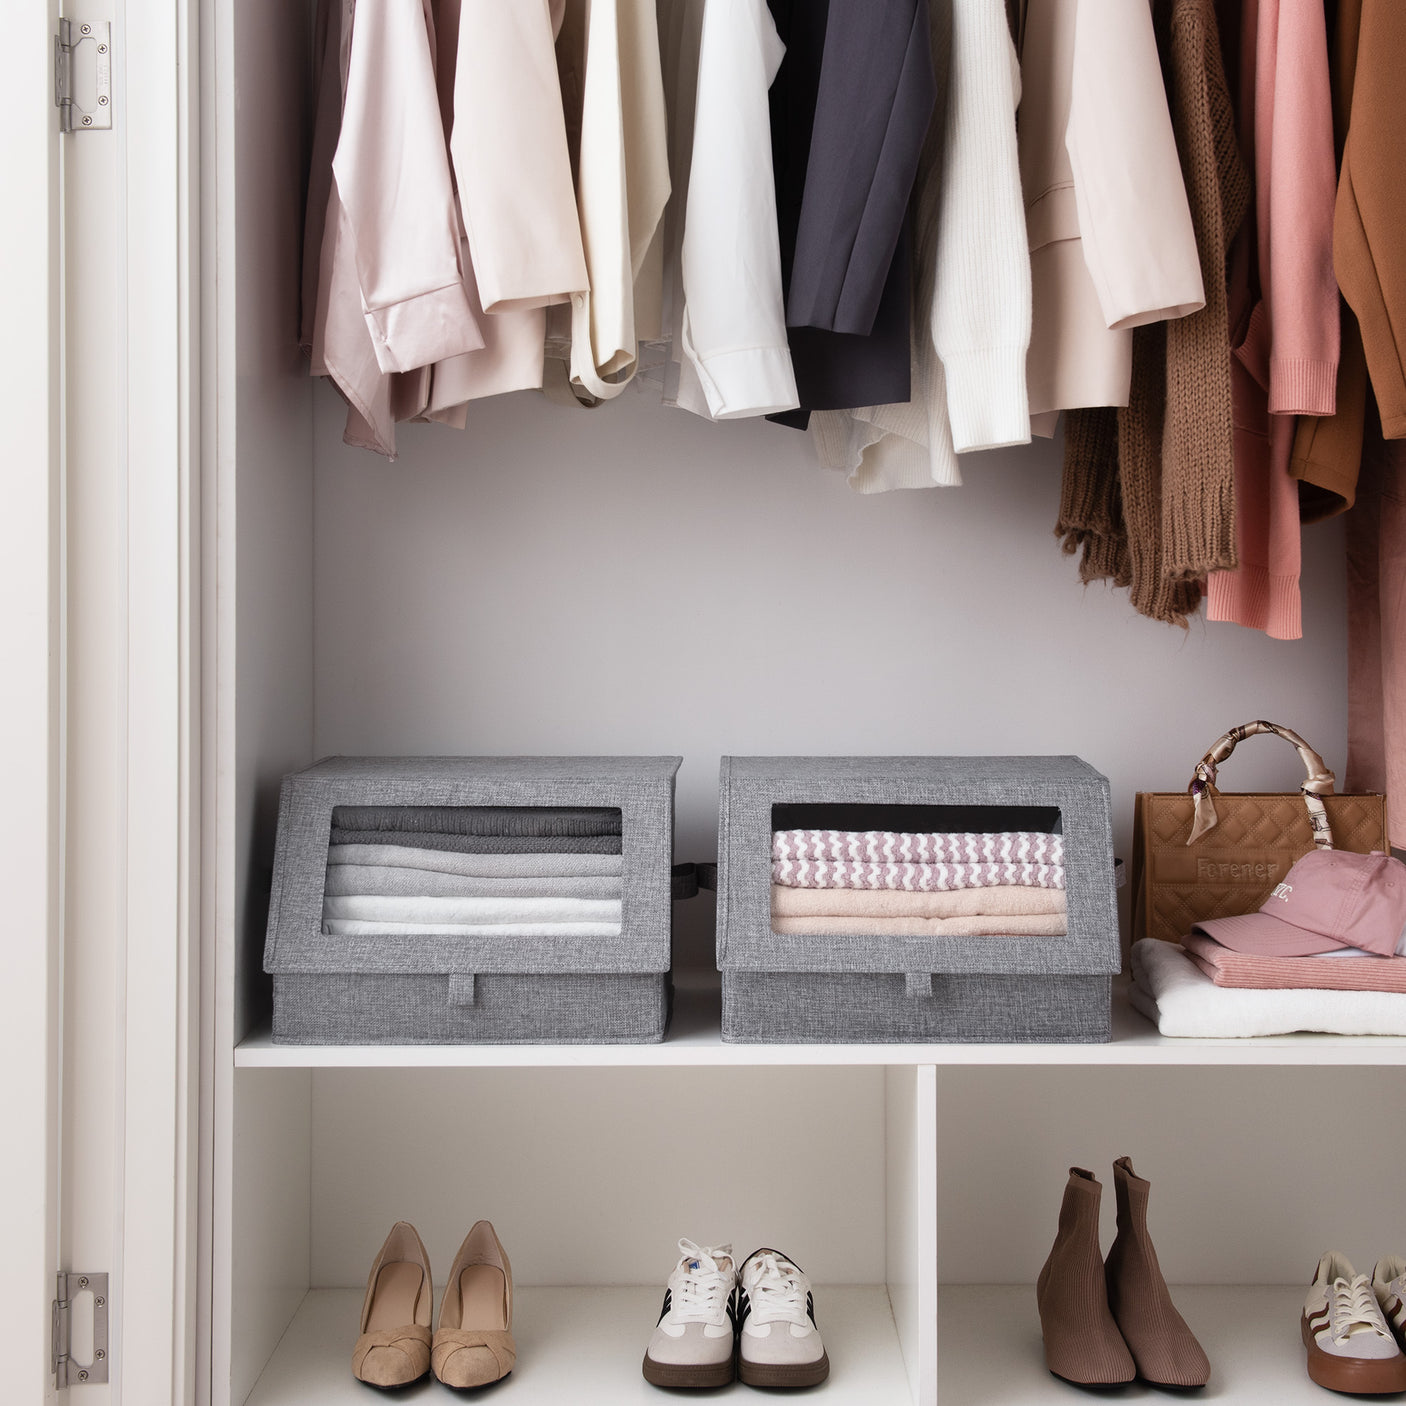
[1301,1252,1406,1395]
[642,1240,738,1389]
[736,1248,830,1389]
[1375,1256,1406,1349]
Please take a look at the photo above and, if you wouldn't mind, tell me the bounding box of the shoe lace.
[743,1251,811,1327]
[1330,1275,1391,1343]
[667,1239,734,1324]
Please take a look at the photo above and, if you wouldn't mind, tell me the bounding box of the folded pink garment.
[770,913,1068,938]
[771,884,1067,920]
[773,829,1063,865]
[1181,932,1406,993]
[772,858,1065,891]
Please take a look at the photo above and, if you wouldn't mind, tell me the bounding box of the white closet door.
[1,3,64,1402]
[1,3,200,1401]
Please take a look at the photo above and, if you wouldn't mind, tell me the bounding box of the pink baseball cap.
[1192,849,1406,958]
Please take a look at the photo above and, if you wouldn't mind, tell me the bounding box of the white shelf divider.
[235,975,1406,1070]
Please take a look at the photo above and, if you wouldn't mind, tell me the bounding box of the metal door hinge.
[53,1272,110,1388]
[54,19,112,133]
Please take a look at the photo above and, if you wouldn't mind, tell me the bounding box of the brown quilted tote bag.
[1131,720,1389,945]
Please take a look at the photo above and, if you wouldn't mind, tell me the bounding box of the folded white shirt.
[323,864,623,901]
[325,844,624,880]
[321,920,621,939]
[323,894,622,926]
[1130,938,1406,1038]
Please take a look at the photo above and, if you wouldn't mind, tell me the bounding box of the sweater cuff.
[1269,358,1338,417]
[365,282,484,375]
[942,345,1032,453]
[693,345,800,421]
[1205,567,1303,641]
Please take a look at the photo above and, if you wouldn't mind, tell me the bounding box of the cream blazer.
[548,0,672,404]
[1018,0,1205,434]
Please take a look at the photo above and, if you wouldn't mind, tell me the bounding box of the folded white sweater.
[1129,938,1406,1038]
[321,920,621,938]
[326,844,624,880]
[323,864,622,900]
[323,895,623,926]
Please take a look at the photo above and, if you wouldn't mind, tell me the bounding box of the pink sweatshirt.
[1207,0,1337,640]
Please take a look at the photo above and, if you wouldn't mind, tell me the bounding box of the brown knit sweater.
[1057,0,1249,626]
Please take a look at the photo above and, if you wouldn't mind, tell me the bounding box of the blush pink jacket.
[1207,0,1337,640]
[329,0,482,377]
[309,0,486,455]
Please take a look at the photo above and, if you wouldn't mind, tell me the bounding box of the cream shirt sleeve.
[330,0,482,376]
[1065,0,1205,331]
[563,0,672,401]
[678,0,799,420]
[932,0,1031,453]
[451,0,589,314]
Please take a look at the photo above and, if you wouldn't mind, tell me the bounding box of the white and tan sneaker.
[642,1240,738,1389]
[1374,1255,1406,1349]
[1301,1252,1406,1395]
[737,1248,830,1389]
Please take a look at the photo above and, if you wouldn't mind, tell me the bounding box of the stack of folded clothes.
[321,806,623,938]
[1130,848,1406,1037]
[770,828,1068,937]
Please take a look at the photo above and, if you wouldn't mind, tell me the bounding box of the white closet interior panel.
[207,2,1386,1404]
[309,1066,886,1287]
[936,1066,1406,1285]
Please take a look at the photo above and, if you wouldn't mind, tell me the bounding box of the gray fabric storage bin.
[263,756,681,1044]
[716,756,1120,1043]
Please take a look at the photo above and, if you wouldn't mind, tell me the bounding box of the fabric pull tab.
[905,972,934,999]
[448,973,477,1008]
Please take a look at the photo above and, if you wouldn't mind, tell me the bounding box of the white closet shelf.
[234,974,1406,1068]
[242,1285,910,1406]
[940,1284,1326,1403]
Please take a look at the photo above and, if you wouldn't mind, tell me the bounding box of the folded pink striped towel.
[1181,932,1406,993]
[771,858,1065,891]
[772,829,1063,866]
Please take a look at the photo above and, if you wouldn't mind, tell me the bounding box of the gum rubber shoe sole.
[641,1351,735,1389]
[1302,1314,1406,1395]
[738,1349,830,1389]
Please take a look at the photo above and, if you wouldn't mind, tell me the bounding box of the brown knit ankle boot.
[1036,1168,1136,1386]
[1104,1157,1210,1387]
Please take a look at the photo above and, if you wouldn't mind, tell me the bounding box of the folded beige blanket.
[769,913,1068,937]
[771,884,1067,920]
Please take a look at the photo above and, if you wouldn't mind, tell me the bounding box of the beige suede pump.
[432,1221,516,1389]
[351,1221,434,1388]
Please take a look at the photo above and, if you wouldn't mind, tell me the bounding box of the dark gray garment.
[330,805,622,837]
[326,829,624,856]
[774,237,914,422]
[766,0,936,419]
[786,0,937,337]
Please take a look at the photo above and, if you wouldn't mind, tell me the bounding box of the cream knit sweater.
[810,0,1031,492]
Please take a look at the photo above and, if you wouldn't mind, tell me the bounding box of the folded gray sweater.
[326,829,622,855]
[330,805,621,838]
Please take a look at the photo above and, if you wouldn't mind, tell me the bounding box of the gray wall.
[312,382,1346,968]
